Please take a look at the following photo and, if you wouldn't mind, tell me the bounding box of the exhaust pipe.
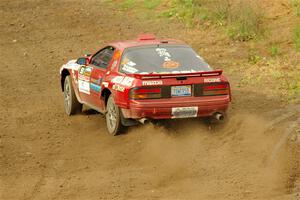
[138,118,149,124]
[214,113,225,121]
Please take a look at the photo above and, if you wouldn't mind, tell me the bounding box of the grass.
[121,0,136,9]
[248,48,262,64]
[294,25,300,51]
[144,0,161,9]
[120,0,161,11]
[269,45,280,57]
[163,0,201,27]
[163,0,263,41]
[287,75,300,100]
[291,0,300,17]
[226,2,263,41]
[239,59,300,101]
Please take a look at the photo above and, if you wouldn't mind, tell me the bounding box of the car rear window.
[119,45,211,74]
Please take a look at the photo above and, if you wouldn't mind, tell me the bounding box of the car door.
[86,46,115,111]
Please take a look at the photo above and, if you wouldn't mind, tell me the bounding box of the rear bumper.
[121,95,230,119]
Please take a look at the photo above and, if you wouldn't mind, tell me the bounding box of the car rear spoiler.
[129,70,223,79]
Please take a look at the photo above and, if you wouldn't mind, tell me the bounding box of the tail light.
[202,83,230,96]
[130,87,162,99]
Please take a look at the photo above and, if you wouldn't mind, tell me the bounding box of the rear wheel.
[105,96,124,136]
[64,76,82,115]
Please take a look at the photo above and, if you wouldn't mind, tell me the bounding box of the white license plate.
[171,85,191,97]
[172,107,198,118]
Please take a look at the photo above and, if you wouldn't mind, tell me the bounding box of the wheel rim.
[106,99,117,133]
[64,80,71,114]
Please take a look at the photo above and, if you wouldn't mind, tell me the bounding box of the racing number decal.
[78,66,92,94]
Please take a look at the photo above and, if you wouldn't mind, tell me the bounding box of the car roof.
[108,34,187,50]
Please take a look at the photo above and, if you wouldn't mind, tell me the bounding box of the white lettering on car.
[78,80,90,94]
[156,48,171,58]
[121,77,134,86]
[204,78,221,83]
[111,76,124,84]
[122,65,138,73]
[156,48,172,62]
[112,84,125,92]
[142,80,163,86]
[111,76,135,87]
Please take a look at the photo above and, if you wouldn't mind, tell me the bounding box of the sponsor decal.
[90,78,102,84]
[111,76,124,84]
[172,107,198,119]
[122,65,138,73]
[162,60,180,69]
[156,48,171,61]
[78,74,89,81]
[204,78,221,83]
[142,80,163,86]
[111,76,134,87]
[83,67,92,76]
[121,77,135,86]
[111,60,118,69]
[79,66,93,76]
[78,80,90,94]
[112,84,125,92]
[90,83,101,92]
[79,66,85,74]
[102,82,109,87]
[77,66,93,94]
[121,59,138,73]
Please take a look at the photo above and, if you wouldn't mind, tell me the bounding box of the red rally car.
[60,34,231,135]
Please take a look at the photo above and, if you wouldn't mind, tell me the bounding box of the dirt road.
[0,0,299,199]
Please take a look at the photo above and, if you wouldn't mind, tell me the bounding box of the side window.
[90,46,115,68]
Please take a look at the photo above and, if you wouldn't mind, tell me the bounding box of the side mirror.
[76,57,87,65]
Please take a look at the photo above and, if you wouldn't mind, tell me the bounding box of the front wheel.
[105,96,124,136]
[64,76,82,115]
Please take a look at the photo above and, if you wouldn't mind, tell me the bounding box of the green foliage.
[294,25,300,51]
[163,0,230,27]
[121,0,135,9]
[164,0,262,40]
[292,0,300,17]
[164,0,199,27]
[269,45,280,57]
[248,49,262,64]
[226,3,262,41]
[144,0,161,9]
[284,68,300,100]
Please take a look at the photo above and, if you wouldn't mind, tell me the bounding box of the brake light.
[130,87,162,99]
[203,83,229,96]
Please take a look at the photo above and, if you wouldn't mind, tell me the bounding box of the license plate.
[171,85,191,97]
[172,107,198,118]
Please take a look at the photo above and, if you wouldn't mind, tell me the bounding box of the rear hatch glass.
[119,45,212,74]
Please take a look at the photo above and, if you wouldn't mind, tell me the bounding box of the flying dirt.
[0,0,299,200]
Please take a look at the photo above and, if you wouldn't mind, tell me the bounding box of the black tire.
[63,76,82,115]
[105,96,124,136]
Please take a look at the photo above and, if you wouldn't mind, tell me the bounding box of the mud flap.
[120,109,138,126]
